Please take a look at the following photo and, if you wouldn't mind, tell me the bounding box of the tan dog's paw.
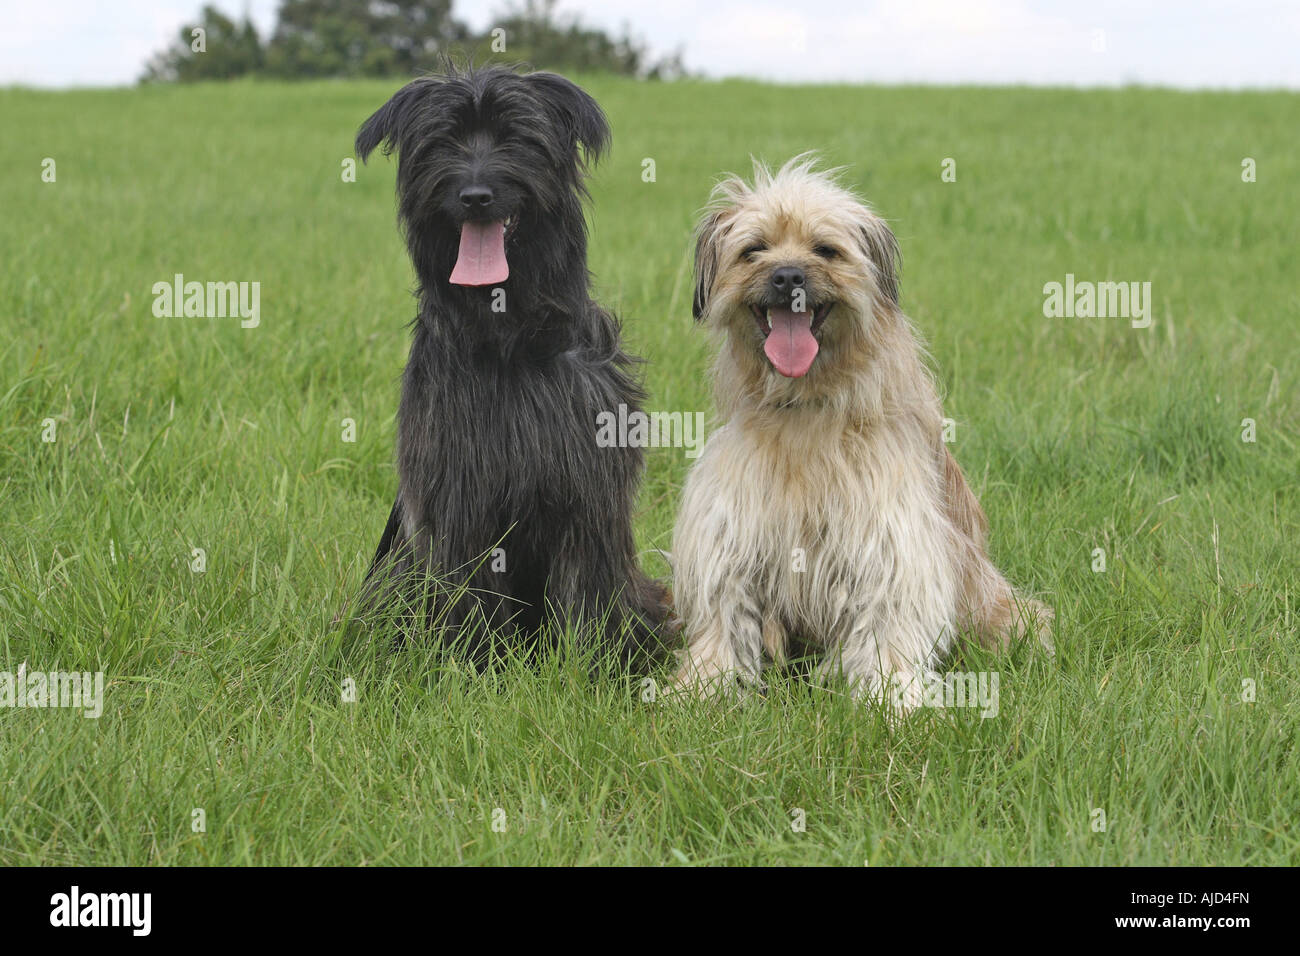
[665,660,764,702]
[848,669,933,724]
[1017,598,1056,655]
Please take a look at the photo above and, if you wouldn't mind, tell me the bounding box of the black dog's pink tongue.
[763,305,818,377]
[450,220,508,286]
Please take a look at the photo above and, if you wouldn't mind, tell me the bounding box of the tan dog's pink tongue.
[763,306,818,378]
[449,221,508,286]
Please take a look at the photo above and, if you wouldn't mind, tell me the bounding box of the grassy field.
[1,77,1297,866]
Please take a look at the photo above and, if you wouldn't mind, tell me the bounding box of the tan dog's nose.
[769,266,805,300]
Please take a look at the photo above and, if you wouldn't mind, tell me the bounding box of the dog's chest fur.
[395,315,639,541]
[676,405,960,644]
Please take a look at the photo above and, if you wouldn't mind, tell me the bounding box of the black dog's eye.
[814,244,840,260]
[741,243,767,261]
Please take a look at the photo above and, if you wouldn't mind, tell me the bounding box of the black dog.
[354,64,668,665]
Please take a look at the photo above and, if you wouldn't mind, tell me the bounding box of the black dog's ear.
[693,209,729,321]
[525,72,611,164]
[858,216,901,307]
[355,78,438,162]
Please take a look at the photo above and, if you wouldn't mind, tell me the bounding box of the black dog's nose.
[769,266,805,296]
[459,185,494,208]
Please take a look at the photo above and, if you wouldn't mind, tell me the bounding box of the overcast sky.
[3,0,1298,88]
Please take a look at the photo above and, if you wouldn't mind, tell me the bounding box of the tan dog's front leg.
[672,584,766,698]
[819,614,943,719]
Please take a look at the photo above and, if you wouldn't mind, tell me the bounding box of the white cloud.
[0,0,280,86]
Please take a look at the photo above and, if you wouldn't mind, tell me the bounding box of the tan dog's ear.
[858,217,901,307]
[693,209,729,321]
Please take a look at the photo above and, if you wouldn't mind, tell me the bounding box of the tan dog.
[672,156,1053,713]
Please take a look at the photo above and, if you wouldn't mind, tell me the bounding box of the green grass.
[1,77,1297,865]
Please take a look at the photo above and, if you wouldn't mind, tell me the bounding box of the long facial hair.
[692,156,931,423]
[356,64,612,351]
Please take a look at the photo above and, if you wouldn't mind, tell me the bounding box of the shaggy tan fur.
[671,156,1052,713]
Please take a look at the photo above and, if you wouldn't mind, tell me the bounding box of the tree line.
[142,0,686,82]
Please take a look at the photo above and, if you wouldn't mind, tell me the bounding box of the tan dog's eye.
[814,244,840,259]
[741,243,767,261]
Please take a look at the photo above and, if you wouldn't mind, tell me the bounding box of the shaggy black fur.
[354,64,669,665]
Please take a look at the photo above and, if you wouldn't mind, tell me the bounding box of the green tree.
[139,0,685,82]
[473,0,685,78]
[140,5,262,83]
[264,0,466,78]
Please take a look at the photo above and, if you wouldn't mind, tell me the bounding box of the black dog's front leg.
[540,517,670,669]
[356,499,420,644]
[366,500,405,580]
